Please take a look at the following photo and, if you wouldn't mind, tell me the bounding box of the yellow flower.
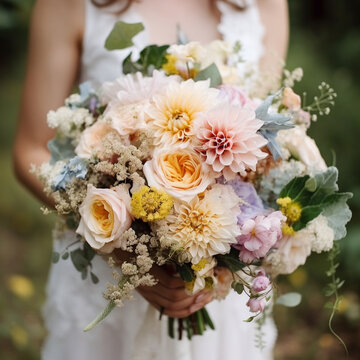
[191,258,209,272]
[131,186,173,222]
[282,224,295,236]
[185,279,195,292]
[162,54,179,75]
[277,197,302,223]
[8,275,34,299]
[10,325,28,348]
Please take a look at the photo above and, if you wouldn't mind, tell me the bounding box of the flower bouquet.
[35,22,352,340]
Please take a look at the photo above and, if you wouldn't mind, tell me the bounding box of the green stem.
[184,317,192,340]
[83,300,116,332]
[328,250,349,357]
[201,307,215,330]
[195,310,205,335]
[168,317,175,339]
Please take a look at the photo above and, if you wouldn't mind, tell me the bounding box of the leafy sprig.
[324,242,349,356]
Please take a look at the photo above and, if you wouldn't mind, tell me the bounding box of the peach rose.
[76,184,133,253]
[143,148,213,202]
[282,87,301,111]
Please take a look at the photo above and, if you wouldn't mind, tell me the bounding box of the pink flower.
[252,272,270,293]
[218,85,257,110]
[235,211,286,263]
[194,104,268,180]
[247,297,266,313]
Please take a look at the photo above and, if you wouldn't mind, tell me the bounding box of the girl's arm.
[13,0,84,205]
[258,0,289,73]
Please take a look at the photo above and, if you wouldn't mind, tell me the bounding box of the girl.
[13,0,288,359]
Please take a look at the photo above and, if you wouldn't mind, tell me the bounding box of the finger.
[151,265,185,289]
[141,283,192,302]
[138,288,197,311]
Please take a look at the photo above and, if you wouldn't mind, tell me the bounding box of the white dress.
[42,1,277,359]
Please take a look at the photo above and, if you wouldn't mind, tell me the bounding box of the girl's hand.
[137,264,213,318]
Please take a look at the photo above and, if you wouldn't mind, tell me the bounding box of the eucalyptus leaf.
[84,242,96,261]
[52,252,60,264]
[105,21,144,50]
[231,282,244,295]
[70,249,89,272]
[90,272,99,284]
[47,137,75,165]
[256,92,293,160]
[194,63,222,88]
[276,292,302,307]
[322,192,352,240]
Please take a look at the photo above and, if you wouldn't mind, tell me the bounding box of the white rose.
[104,102,147,137]
[277,126,327,172]
[76,184,133,253]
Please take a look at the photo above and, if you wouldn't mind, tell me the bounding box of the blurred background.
[0,0,359,359]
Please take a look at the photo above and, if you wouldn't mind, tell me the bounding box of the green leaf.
[83,242,96,261]
[52,252,60,264]
[176,263,194,282]
[81,267,88,280]
[61,252,69,260]
[84,301,116,332]
[65,214,78,230]
[231,282,244,295]
[70,249,89,272]
[194,63,222,87]
[122,44,169,75]
[244,316,256,322]
[322,192,353,240]
[105,21,144,50]
[216,249,246,272]
[276,292,302,307]
[90,272,99,284]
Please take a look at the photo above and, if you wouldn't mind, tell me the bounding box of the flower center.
[166,111,191,140]
[161,152,202,188]
[91,200,114,236]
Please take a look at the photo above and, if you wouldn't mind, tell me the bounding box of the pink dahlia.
[235,211,286,263]
[193,104,268,180]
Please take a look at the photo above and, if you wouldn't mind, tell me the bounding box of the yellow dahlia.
[165,184,241,263]
[146,79,219,148]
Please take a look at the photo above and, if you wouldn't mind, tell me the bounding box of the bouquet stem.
[167,306,215,340]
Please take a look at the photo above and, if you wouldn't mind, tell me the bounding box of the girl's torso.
[80,0,265,84]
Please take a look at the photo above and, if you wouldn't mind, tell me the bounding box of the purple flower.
[217,177,264,224]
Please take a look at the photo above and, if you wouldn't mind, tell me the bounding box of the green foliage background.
[0,0,359,358]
